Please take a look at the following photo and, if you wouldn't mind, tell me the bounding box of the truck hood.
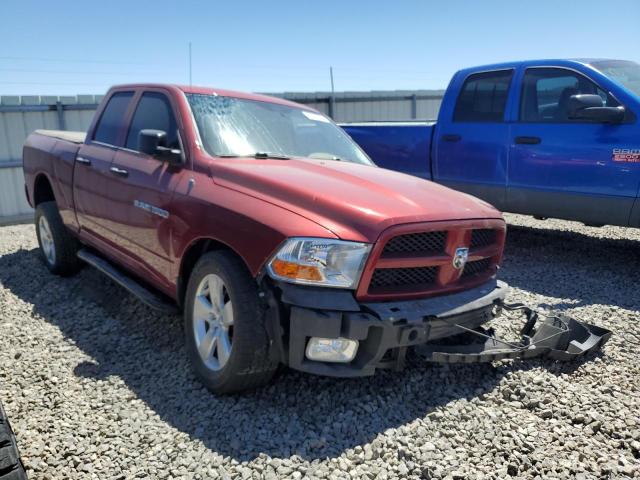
[211,157,503,242]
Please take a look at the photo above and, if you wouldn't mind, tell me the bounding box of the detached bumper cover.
[277,279,611,377]
[416,303,612,363]
[284,279,508,377]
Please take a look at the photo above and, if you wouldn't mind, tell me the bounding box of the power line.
[0,59,439,77]
[0,68,168,76]
[0,57,438,75]
[0,81,114,86]
[0,56,154,65]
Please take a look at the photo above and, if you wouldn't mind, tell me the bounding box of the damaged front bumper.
[416,303,612,364]
[269,279,611,377]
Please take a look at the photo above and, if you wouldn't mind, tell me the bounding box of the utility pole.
[329,66,336,119]
[329,66,335,94]
[189,42,192,87]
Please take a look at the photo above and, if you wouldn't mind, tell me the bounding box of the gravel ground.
[0,214,639,479]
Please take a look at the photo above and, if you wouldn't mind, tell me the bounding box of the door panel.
[102,150,182,282]
[508,123,640,225]
[74,143,117,240]
[99,90,185,285]
[434,124,510,209]
[74,91,134,241]
[508,67,640,226]
[433,69,514,210]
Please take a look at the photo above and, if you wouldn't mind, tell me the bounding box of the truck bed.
[341,122,434,179]
[23,130,85,230]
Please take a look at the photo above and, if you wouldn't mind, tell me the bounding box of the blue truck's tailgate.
[341,122,435,179]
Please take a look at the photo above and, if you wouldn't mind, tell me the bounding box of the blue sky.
[2,0,639,96]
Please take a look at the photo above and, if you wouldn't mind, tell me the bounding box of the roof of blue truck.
[458,58,620,73]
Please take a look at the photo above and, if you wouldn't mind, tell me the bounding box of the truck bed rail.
[34,129,86,144]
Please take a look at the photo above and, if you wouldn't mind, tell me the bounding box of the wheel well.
[33,174,55,206]
[177,238,245,307]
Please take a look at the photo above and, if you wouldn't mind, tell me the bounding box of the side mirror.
[138,129,184,166]
[567,94,625,123]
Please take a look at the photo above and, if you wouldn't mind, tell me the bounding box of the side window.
[93,92,134,145]
[520,68,619,122]
[126,92,179,151]
[453,70,513,122]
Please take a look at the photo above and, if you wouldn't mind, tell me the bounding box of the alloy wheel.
[38,215,56,266]
[192,273,234,371]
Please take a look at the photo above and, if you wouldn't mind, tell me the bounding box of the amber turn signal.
[270,258,324,281]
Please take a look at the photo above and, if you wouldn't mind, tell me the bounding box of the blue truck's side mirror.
[568,94,625,123]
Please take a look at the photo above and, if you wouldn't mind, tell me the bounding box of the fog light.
[305,337,358,363]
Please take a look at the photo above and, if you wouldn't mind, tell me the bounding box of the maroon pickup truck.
[22,83,512,393]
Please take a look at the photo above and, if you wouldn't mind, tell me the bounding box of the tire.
[184,251,278,394]
[35,201,81,276]
[0,402,27,480]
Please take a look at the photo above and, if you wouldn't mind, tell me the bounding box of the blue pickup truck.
[342,59,640,228]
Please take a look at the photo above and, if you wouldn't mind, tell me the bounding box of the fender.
[24,132,81,230]
[169,174,337,283]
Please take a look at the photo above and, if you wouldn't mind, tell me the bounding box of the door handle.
[515,136,541,145]
[110,166,129,177]
[76,156,92,165]
[442,134,461,142]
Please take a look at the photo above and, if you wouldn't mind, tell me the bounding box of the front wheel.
[184,251,278,394]
[35,201,81,276]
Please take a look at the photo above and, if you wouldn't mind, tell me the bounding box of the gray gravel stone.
[0,214,639,479]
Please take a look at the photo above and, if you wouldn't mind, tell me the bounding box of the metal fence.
[0,90,444,222]
[269,90,444,122]
[0,95,104,223]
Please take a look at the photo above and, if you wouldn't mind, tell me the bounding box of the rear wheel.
[184,251,278,394]
[35,201,81,276]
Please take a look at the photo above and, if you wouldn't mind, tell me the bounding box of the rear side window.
[93,92,134,145]
[453,70,513,122]
[126,92,179,150]
[520,68,619,122]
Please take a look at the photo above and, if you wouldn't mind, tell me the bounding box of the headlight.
[267,238,371,288]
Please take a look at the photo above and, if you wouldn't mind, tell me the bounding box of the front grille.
[382,231,447,255]
[461,258,492,279]
[470,229,497,249]
[361,222,503,300]
[369,266,438,289]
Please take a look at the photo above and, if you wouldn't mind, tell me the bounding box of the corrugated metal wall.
[0,90,443,222]
[272,90,444,122]
[0,95,104,223]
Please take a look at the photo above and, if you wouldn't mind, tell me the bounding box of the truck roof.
[109,83,315,111]
[457,58,624,74]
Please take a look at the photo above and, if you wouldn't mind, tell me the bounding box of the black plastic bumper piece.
[414,303,612,364]
[284,280,508,377]
[280,280,611,376]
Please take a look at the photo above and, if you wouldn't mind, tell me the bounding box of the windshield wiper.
[216,152,290,159]
[253,151,290,160]
[307,153,344,162]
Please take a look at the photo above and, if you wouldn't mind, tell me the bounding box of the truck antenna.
[189,42,192,87]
